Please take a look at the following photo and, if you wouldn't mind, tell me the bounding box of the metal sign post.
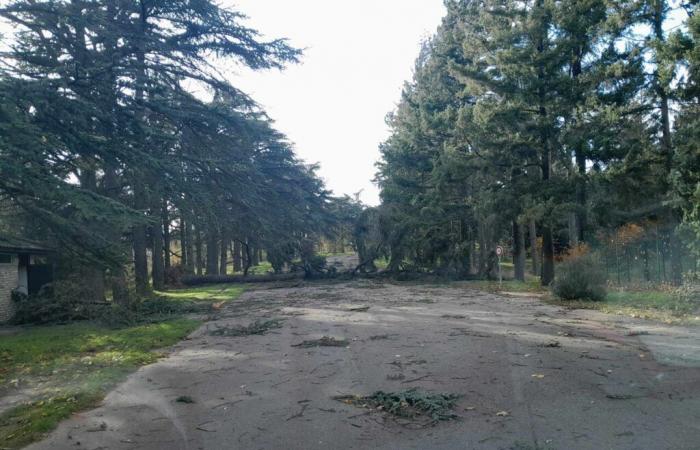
[496,246,503,288]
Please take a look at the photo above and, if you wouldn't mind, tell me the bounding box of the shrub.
[11,282,89,324]
[673,281,700,312]
[164,264,187,286]
[551,253,607,301]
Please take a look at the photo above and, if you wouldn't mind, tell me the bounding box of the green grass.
[548,289,700,325]
[465,276,699,325]
[0,282,245,448]
[247,261,274,275]
[0,319,200,449]
[0,285,245,449]
[0,392,104,449]
[158,283,245,302]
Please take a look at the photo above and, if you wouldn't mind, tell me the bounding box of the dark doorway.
[28,264,53,295]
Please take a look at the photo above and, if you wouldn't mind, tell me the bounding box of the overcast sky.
[226,1,446,205]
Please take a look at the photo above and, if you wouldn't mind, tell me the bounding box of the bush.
[551,254,607,301]
[164,264,187,286]
[11,283,89,324]
[673,281,700,311]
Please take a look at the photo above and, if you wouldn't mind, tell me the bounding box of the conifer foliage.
[377,0,699,285]
[0,0,335,303]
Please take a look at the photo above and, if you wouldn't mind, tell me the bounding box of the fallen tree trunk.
[182,273,303,286]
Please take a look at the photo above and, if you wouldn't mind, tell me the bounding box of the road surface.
[28,279,700,450]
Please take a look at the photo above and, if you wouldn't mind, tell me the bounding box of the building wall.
[0,256,18,323]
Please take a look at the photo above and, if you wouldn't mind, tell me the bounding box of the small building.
[0,237,53,323]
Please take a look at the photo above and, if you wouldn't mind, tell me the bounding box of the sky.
[225,1,447,205]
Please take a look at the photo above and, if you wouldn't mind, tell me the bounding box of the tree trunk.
[206,225,219,275]
[77,168,107,301]
[572,44,587,244]
[242,240,252,276]
[529,220,539,277]
[233,240,242,273]
[652,0,682,286]
[180,216,188,269]
[151,205,165,291]
[132,1,150,296]
[101,0,130,306]
[469,240,476,275]
[186,220,195,274]
[104,166,131,306]
[251,246,259,266]
[643,241,651,282]
[513,220,526,282]
[536,1,555,286]
[575,152,587,243]
[162,200,171,271]
[132,182,150,296]
[568,213,579,248]
[220,231,229,275]
[539,143,555,286]
[541,228,555,286]
[195,226,204,276]
[669,225,683,285]
[71,3,106,302]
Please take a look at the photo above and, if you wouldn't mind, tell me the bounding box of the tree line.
[0,0,354,304]
[372,0,700,286]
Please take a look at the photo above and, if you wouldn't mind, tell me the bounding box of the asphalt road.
[28,280,700,450]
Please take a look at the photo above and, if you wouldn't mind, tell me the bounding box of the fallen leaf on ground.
[531,374,545,379]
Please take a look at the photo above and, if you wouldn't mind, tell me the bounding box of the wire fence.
[590,223,698,287]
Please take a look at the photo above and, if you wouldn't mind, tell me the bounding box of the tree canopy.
[376,0,699,285]
[0,0,340,302]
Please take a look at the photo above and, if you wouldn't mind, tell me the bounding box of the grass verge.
[547,289,700,325]
[0,283,245,449]
[461,276,698,325]
[0,319,199,449]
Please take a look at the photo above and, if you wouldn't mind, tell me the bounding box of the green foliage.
[11,278,102,325]
[335,389,460,423]
[208,319,283,337]
[292,336,348,348]
[374,0,696,288]
[0,0,333,303]
[551,255,608,301]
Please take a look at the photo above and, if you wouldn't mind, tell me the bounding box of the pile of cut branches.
[334,389,459,425]
[209,319,283,337]
[292,336,348,348]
